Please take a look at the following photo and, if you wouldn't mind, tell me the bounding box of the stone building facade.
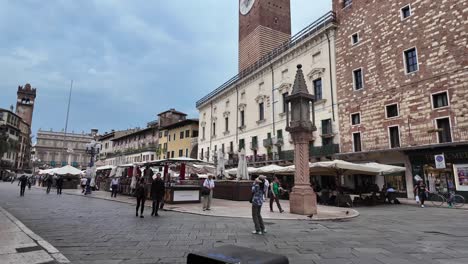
[333,0,468,197]
[197,4,339,167]
[35,130,94,169]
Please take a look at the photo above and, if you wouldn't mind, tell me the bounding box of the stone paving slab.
[0,205,70,263]
[47,186,359,220]
[2,183,468,264]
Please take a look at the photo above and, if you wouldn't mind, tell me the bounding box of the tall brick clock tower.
[16,83,36,127]
[238,0,291,72]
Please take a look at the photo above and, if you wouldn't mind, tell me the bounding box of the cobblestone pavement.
[0,182,467,264]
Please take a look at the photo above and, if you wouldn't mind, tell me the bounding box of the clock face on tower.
[240,0,255,15]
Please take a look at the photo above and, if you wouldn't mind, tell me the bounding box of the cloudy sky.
[0,0,331,138]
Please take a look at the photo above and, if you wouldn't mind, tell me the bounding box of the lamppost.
[85,130,101,194]
[285,64,317,215]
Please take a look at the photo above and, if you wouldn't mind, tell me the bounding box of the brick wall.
[333,0,468,153]
[238,26,290,71]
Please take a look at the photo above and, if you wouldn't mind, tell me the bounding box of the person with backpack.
[251,177,266,235]
[202,175,215,211]
[269,177,284,213]
[45,175,53,194]
[18,174,28,196]
[135,178,147,218]
[56,175,63,195]
[150,173,165,216]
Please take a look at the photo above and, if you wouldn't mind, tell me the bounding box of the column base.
[289,186,317,215]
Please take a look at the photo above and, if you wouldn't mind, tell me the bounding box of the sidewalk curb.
[0,206,70,263]
[60,189,360,221]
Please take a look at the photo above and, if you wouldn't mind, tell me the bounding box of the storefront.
[406,146,468,200]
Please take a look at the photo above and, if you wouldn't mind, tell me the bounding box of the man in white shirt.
[111,177,119,198]
[202,175,215,211]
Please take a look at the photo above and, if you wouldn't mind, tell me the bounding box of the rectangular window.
[321,119,332,135]
[343,0,352,8]
[386,104,399,118]
[186,148,188,157]
[259,102,264,120]
[230,141,233,153]
[225,117,229,132]
[432,92,449,108]
[240,110,245,127]
[353,68,363,90]
[164,130,168,136]
[163,143,167,150]
[404,48,418,73]
[239,139,245,150]
[221,143,225,154]
[192,130,198,138]
[282,92,288,113]
[180,131,184,139]
[212,123,216,136]
[185,130,190,137]
[168,135,171,141]
[351,113,360,125]
[173,134,176,141]
[171,151,175,158]
[401,5,412,19]
[353,133,362,152]
[313,78,322,101]
[281,69,288,79]
[158,132,162,138]
[179,149,183,157]
[351,33,359,45]
[277,129,283,139]
[201,148,204,160]
[436,118,452,143]
[202,127,205,139]
[389,126,401,148]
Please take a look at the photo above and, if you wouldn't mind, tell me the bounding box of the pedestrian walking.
[56,175,63,195]
[202,175,215,211]
[45,175,53,194]
[150,173,165,216]
[80,177,87,193]
[414,180,428,208]
[84,178,92,195]
[251,177,266,235]
[110,177,119,198]
[27,175,32,190]
[18,174,28,196]
[135,178,147,218]
[269,177,284,213]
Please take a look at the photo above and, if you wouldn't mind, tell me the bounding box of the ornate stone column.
[285,64,317,215]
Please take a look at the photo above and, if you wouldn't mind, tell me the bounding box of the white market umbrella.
[255,164,290,174]
[236,149,249,180]
[309,160,381,176]
[361,162,406,176]
[54,165,83,176]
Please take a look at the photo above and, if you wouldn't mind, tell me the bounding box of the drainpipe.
[270,64,276,136]
[326,30,336,122]
[236,86,239,144]
[209,101,213,161]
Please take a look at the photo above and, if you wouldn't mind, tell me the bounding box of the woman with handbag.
[202,175,215,211]
[414,180,428,208]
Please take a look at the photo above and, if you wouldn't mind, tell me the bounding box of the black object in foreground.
[187,245,289,264]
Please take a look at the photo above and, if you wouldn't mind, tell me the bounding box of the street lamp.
[84,139,101,194]
[285,64,317,215]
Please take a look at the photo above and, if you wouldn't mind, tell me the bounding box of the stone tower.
[16,83,36,127]
[238,0,291,72]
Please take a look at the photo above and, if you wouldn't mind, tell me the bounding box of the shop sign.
[453,164,468,191]
[435,154,446,169]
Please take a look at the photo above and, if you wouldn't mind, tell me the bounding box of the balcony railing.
[263,138,273,148]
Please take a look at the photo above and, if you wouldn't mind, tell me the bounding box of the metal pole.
[62,80,73,165]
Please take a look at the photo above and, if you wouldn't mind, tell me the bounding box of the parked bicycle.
[429,192,465,208]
